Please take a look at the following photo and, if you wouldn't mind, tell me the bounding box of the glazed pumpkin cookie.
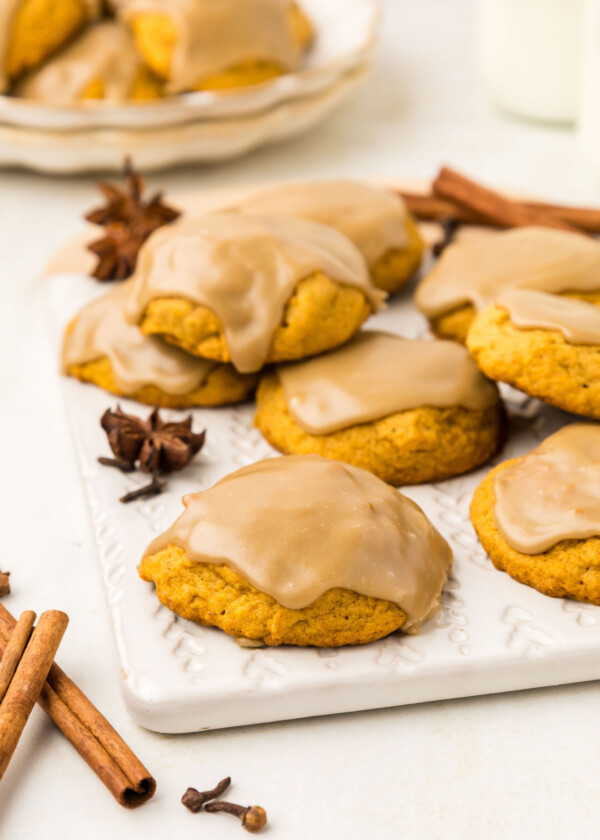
[415,227,600,343]
[139,455,453,646]
[254,331,504,485]
[467,289,600,419]
[62,283,258,407]
[126,213,384,373]
[237,181,424,294]
[0,0,100,91]
[471,424,600,605]
[119,0,313,93]
[15,22,163,103]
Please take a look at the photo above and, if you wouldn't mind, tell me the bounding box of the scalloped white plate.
[0,63,369,173]
[0,0,379,131]
[46,262,600,734]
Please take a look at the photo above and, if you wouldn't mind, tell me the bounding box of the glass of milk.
[476,0,586,124]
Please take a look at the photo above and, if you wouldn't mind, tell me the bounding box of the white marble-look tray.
[47,271,600,734]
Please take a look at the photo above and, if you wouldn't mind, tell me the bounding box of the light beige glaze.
[43,181,413,276]
[62,282,216,395]
[126,213,383,373]
[15,22,144,103]
[496,288,600,345]
[277,331,499,434]
[144,455,453,629]
[0,0,99,92]
[120,0,303,93]
[416,227,600,318]
[494,424,600,554]
[237,181,410,267]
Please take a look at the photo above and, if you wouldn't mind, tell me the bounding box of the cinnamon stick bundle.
[432,166,582,232]
[398,168,600,235]
[0,610,68,781]
[0,603,156,808]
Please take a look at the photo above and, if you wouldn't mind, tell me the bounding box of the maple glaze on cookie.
[141,455,453,638]
[62,282,218,396]
[496,289,600,345]
[238,181,411,267]
[277,331,499,434]
[120,0,310,92]
[493,425,600,554]
[126,213,383,373]
[416,227,600,319]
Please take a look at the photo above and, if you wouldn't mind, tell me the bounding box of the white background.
[1,1,599,837]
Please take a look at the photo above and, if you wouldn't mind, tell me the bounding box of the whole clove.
[120,475,166,504]
[181,777,232,813]
[205,801,268,833]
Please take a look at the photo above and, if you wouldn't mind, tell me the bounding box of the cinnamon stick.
[399,188,600,233]
[0,603,156,808]
[0,572,9,597]
[432,166,583,233]
[0,610,35,700]
[398,191,487,225]
[0,610,68,782]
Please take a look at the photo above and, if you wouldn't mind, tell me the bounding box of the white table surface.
[1,1,599,837]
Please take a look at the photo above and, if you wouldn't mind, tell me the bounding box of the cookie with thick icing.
[62,283,258,407]
[237,181,424,294]
[0,0,100,91]
[139,455,453,646]
[415,227,600,343]
[126,213,384,374]
[15,22,163,102]
[471,425,600,605]
[119,0,313,93]
[467,289,600,419]
[254,331,504,485]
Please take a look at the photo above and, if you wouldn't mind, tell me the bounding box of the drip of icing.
[277,331,499,434]
[62,281,216,395]
[237,181,410,266]
[15,22,144,103]
[143,455,453,629]
[126,213,383,373]
[416,227,600,318]
[119,0,303,93]
[494,424,600,554]
[496,288,600,345]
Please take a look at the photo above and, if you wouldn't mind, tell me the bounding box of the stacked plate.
[0,0,379,173]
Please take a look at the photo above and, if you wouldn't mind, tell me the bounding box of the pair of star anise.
[87,158,180,281]
[100,406,206,503]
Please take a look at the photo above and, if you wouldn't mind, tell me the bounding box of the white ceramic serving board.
[47,271,600,734]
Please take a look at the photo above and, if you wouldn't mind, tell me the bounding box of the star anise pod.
[99,406,206,502]
[88,222,150,281]
[85,157,180,231]
[86,158,180,281]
